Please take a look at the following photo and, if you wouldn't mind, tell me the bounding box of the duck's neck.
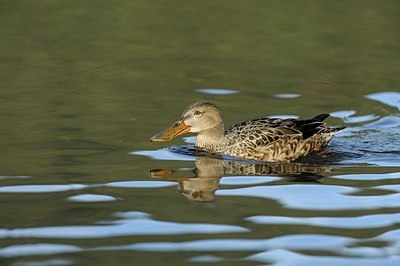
[195,123,225,152]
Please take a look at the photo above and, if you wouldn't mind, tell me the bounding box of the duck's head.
[151,101,222,142]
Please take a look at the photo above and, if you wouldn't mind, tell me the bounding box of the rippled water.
[1,1,400,266]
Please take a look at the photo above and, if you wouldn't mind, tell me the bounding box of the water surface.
[1,1,400,265]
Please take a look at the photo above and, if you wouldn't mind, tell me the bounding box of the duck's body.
[151,102,345,162]
[204,115,343,162]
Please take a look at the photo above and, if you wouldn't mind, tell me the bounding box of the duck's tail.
[312,114,346,134]
[291,113,345,140]
[312,113,330,122]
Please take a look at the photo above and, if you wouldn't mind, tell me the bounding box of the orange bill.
[150,121,191,142]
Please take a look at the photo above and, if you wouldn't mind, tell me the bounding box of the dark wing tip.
[312,113,330,122]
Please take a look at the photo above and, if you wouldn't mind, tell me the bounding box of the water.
[1,1,400,265]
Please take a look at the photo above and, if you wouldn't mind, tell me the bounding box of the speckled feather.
[221,116,343,162]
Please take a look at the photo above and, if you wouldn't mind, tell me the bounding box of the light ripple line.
[246,213,400,229]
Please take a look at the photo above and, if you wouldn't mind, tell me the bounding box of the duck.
[150,101,345,162]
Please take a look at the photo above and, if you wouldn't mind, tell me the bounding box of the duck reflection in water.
[150,155,335,203]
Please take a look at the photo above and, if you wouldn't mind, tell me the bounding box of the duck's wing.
[225,116,329,146]
[224,118,300,148]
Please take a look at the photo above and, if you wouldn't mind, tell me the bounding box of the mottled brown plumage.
[151,101,345,162]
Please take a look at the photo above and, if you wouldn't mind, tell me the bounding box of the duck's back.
[222,115,344,162]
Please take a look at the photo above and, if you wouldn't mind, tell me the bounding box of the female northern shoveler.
[150,101,345,162]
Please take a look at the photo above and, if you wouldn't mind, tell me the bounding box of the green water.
[1,1,400,265]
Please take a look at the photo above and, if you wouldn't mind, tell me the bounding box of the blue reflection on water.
[217,184,400,210]
[247,249,400,266]
[196,88,239,95]
[220,176,280,185]
[0,211,248,239]
[2,230,400,263]
[0,244,81,258]
[272,93,301,99]
[131,149,195,161]
[366,91,400,111]
[67,194,119,202]
[334,172,400,180]
[246,213,400,229]
[0,184,88,193]
[0,181,177,193]
[112,234,353,252]
[104,180,176,188]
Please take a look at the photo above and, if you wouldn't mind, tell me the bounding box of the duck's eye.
[194,111,202,116]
